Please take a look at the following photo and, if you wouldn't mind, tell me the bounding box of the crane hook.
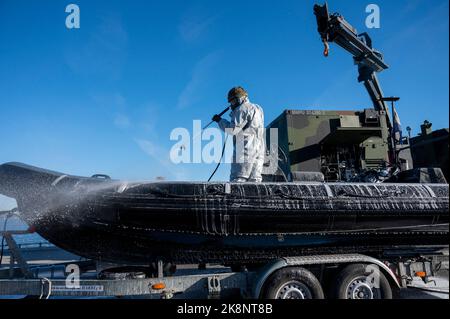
[322,39,329,57]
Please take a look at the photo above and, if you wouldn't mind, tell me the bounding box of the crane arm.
[313,3,392,129]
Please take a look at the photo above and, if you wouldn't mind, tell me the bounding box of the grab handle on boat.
[91,174,111,180]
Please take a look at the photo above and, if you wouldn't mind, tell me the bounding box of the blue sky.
[0,0,448,182]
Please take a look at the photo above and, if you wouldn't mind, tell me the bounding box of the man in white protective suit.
[212,86,265,182]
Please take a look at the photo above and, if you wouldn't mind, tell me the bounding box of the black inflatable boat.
[0,162,448,265]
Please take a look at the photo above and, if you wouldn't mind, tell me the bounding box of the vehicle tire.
[261,267,324,299]
[333,263,392,299]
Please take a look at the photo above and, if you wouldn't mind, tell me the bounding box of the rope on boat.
[116,222,449,237]
[143,188,416,200]
[338,191,390,199]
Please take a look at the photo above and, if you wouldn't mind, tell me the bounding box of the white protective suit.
[218,98,265,182]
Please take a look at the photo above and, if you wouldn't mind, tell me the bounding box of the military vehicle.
[266,109,413,182]
[408,121,449,181]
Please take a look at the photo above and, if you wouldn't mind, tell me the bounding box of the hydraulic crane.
[313,3,399,166]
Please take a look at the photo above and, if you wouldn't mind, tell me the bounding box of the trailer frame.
[1,248,448,299]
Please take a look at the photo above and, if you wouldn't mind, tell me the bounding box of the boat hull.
[0,162,448,265]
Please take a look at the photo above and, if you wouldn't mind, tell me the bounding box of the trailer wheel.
[333,263,392,299]
[261,267,324,299]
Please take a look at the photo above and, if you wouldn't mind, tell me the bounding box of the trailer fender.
[251,259,289,299]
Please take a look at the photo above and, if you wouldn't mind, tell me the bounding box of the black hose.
[208,135,229,182]
[207,139,287,183]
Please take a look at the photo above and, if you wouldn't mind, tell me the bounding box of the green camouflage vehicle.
[266,108,413,182]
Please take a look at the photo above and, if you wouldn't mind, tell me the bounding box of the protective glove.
[212,114,221,123]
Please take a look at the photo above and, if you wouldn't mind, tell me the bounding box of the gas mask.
[229,96,247,110]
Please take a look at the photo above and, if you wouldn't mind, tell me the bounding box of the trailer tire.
[261,267,324,299]
[333,263,392,299]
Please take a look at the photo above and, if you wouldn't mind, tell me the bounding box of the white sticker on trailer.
[52,285,104,292]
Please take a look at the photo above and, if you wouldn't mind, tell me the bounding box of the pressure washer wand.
[202,106,230,131]
[192,106,231,141]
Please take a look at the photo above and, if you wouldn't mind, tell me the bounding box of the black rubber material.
[261,267,324,299]
[333,263,393,299]
[1,162,448,265]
